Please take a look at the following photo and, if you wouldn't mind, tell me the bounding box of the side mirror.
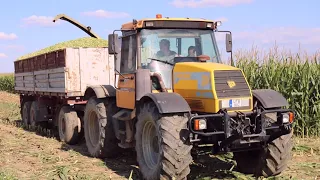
[108,33,120,54]
[226,33,232,53]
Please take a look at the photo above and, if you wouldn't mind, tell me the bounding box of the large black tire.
[29,101,39,128]
[234,131,293,177]
[22,101,32,126]
[135,102,193,180]
[58,106,81,145]
[105,99,123,157]
[83,96,119,158]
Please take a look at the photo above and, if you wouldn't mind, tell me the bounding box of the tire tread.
[135,102,192,180]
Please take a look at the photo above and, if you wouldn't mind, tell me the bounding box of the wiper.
[147,58,174,66]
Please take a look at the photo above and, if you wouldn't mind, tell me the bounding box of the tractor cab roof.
[121,14,221,30]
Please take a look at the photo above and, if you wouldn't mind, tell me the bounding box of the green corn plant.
[0,75,14,93]
[235,46,320,138]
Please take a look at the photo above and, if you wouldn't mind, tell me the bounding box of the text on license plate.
[221,99,250,108]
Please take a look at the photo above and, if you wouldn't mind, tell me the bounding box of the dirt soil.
[0,91,320,180]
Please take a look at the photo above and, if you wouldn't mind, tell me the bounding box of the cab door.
[117,74,136,109]
[116,32,137,109]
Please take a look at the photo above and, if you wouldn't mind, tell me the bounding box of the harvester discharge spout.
[53,13,101,39]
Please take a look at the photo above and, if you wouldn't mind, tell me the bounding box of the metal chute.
[53,14,101,39]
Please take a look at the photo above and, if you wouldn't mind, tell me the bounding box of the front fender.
[252,89,289,109]
[138,93,191,114]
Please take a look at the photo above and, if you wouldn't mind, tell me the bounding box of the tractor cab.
[108,14,231,92]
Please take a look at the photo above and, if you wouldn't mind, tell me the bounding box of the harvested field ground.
[0,91,319,180]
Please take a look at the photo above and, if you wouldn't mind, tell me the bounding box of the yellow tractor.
[54,14,295,179]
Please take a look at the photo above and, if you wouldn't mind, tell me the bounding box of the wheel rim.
[22,105,28,125]
[142,119,160,170]
[88,110,99,147]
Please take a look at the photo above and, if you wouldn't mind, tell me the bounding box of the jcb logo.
[227,80,236,88]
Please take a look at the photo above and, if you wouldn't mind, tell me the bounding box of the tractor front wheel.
[234,131,293,177]
[135,102,193,180]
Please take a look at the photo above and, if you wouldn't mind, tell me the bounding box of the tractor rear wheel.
[135,102,193,180]
[233,131,293,177]
[83,96,120,158]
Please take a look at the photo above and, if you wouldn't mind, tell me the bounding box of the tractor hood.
[174,62,240,71]
[172,62,253,113]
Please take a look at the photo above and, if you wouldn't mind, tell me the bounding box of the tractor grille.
[214,70,251,98]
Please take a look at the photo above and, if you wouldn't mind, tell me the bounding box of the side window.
[120,35,137,73]
[200,33,217,62]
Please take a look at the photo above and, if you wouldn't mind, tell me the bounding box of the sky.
[0,0,319,73]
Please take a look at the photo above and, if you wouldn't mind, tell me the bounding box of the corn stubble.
[235,46,320,137]
[16,37,108,60]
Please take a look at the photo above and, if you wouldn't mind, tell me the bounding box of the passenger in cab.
[187,46,196,57]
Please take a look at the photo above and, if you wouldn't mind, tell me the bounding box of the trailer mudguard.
[84,85,116,100]
[252,89,289,108]
[138,92,191,114]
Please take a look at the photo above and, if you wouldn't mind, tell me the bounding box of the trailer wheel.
[234,131,293,177]
[84,96,114,158]
[29,101,39,128]
[22,101,32,126]
[58,106,81,145]
[135,102,193,180]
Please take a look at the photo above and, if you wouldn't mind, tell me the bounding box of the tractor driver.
[154,39,177,64]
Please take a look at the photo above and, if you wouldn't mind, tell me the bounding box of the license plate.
[221,99,249,108]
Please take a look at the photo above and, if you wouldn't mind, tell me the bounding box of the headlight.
[145,21,154,27]
[194,119,207,130]
[206,22,213,28]
[281,113,290,123]
[215,21,222,27]
[199,119,207,130]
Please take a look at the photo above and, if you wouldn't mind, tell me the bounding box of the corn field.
[0,74,14,93]
[235,46,320,138]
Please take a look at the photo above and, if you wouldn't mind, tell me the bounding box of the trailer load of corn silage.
[14,37,115,96]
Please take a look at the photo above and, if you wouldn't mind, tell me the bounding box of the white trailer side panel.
[14,47,115,97]
[78,47,115,95]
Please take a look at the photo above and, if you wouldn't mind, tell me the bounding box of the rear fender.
[252,89,289,109]
[84,85,116,100]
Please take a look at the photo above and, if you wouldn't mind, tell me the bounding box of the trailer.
[14,47,118,145]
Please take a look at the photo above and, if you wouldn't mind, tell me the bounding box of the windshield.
[140,29,220,65]
[139,28,221,90]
